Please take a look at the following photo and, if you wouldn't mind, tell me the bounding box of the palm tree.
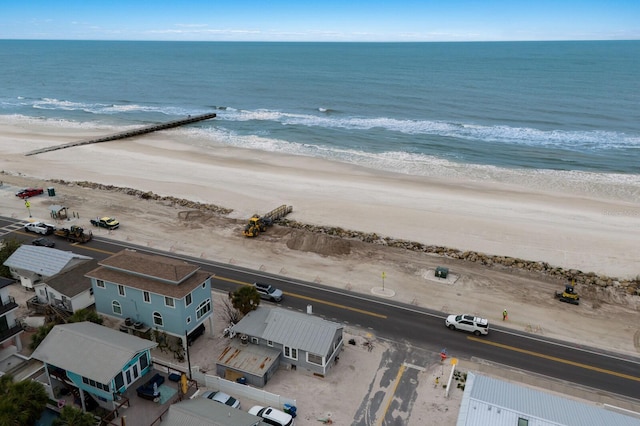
[53,405,98,426]
[0,376,48,425]
[232,286,260,315]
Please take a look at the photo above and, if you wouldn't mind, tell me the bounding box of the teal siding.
[90,278,212,337]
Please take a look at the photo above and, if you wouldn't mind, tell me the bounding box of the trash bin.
[283,404,297,417]
[435,266,449,279]
[47,187,56,196]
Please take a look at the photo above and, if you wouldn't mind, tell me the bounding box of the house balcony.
[0,296,18,316]
[0,320,24,343]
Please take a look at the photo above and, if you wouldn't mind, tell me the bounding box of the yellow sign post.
[381,271,386,291]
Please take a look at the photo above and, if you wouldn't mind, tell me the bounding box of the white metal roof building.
[3,245,92,289]
[457,373,640,426]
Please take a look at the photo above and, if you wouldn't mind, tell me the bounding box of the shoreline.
[1,120,639,278]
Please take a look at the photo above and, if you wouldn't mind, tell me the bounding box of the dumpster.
[47,187,56,196]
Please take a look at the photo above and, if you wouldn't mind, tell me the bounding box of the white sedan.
[201,390,240,409]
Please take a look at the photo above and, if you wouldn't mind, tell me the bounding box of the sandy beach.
[1,119,639,279]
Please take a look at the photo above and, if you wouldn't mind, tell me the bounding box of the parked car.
[32,237,55,248]
[90,216,120,229]
[201,390,241,409]
[15,187,44,198]
[445,314,489,336]
[248,405,294,426]
[24,222,55,235]
[253,282,284,302]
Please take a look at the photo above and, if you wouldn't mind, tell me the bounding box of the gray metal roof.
[162,398,262,426]
[3,246,92,277]
[31,322,157,384]
[232,307,343,355]
[457,373,640,426]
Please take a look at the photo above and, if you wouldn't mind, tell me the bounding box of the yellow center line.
[378,363,406,426]
[215,276,387,319]
[468,336,640,382]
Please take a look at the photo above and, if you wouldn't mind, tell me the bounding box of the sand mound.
[286,230,352,257]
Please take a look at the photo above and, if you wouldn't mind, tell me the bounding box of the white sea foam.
[179,125,640,202]
[216,108,638,151]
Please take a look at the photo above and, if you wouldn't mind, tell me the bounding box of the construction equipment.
[53,225,93,243]
[243,205,293,237]
[555,281,579,305]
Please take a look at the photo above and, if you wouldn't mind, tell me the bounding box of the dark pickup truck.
[136,373,164,401]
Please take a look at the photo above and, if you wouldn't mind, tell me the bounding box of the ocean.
[1,40,639,198]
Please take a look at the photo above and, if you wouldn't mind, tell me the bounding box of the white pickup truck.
[24,222,55,235]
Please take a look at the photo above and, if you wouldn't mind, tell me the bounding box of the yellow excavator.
[243,205,293,237]
[555,280,580,305]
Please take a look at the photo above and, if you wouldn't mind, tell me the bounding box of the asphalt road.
[2,216,640,402]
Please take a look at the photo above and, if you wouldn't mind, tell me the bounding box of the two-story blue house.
[86,249,213,351]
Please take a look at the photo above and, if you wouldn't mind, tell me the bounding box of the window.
[165,296,174,308]
[112,300,122,315]
[307,353,323,365]
[139,352,149,370]
[118,284,125,297]
[153,312,163,327]
[284,346,298,360]
[186,316,191,324]
[251,337,259,344]
[202,282,206,289]
[143,291,150,303]
[89,288,93,296]
[518,419,529,426]
[96,280,105,288]
[196,299,211,320]
[114,372,124,390]
[267,340,273,347]
[185,293,192,307]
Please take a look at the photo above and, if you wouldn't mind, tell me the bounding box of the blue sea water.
[1,40,639,182]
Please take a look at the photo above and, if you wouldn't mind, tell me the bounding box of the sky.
[1,0,639,42]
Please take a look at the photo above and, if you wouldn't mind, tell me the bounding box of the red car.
[15,188,44,199]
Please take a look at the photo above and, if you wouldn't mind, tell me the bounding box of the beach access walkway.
[25,113,217,156]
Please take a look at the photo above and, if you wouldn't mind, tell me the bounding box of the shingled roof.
[86,249,212,298]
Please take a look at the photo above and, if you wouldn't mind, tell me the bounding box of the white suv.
[248,405,294,426]
[445,314,489,336]
[253,282,284,302]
